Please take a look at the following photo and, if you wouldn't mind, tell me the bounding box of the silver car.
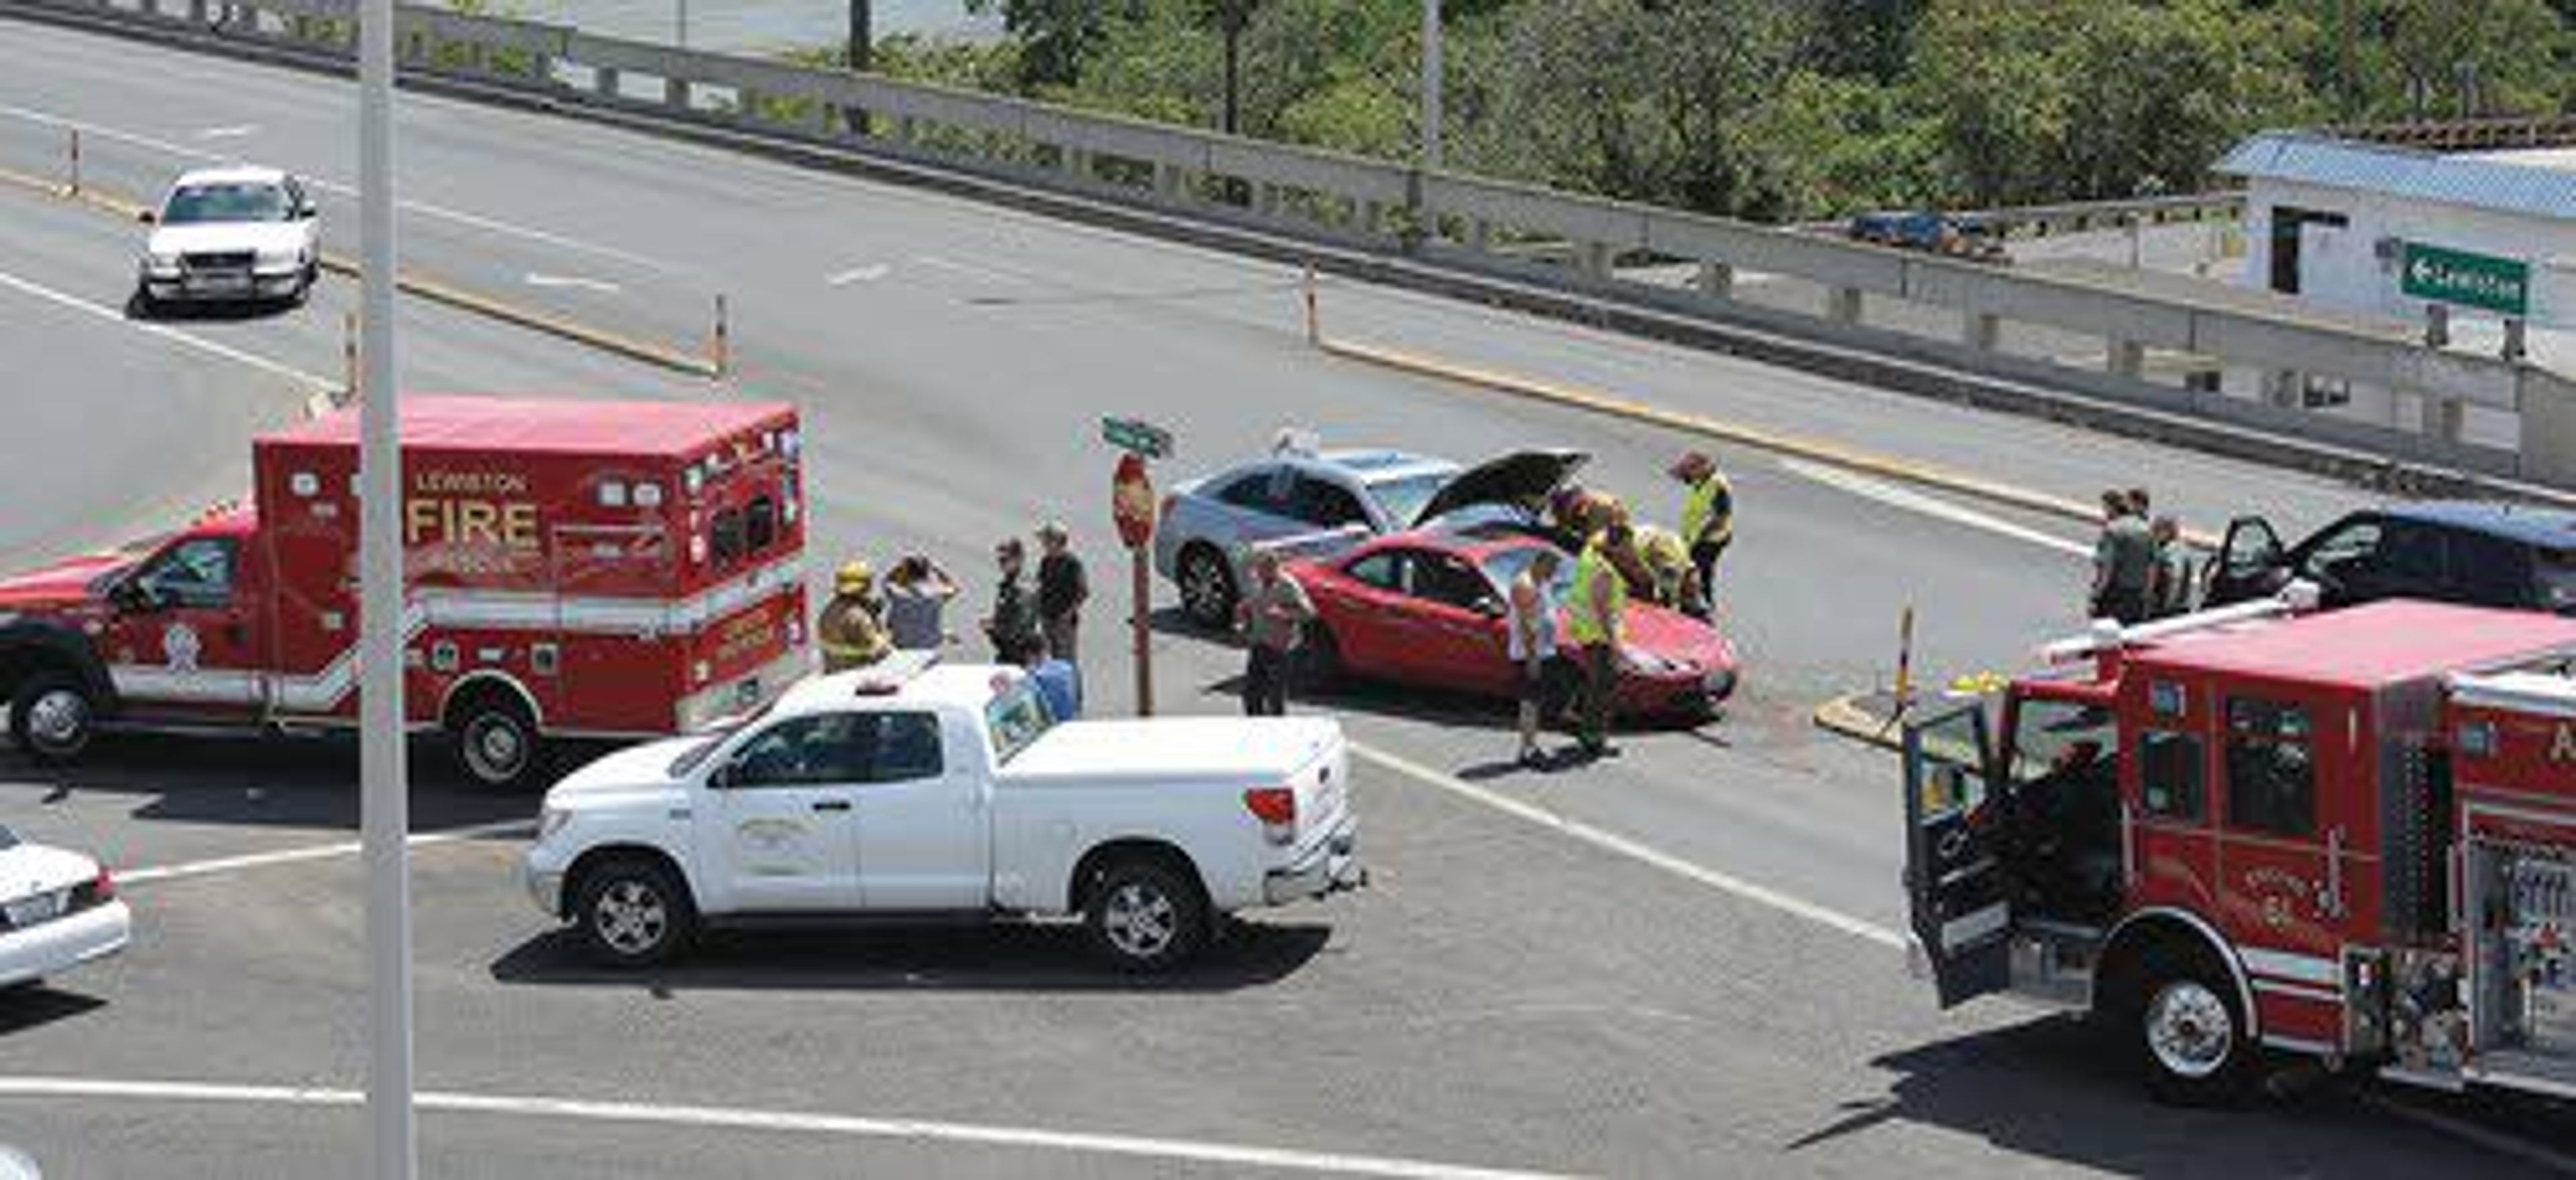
[1152,443,1587,629]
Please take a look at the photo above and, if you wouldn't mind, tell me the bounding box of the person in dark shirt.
[1035,522,1089,669]
[983,538,1042,665]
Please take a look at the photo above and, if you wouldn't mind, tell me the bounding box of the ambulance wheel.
[9,671,98,765]
[2128,944,2252,1106]
[450,694,543,790]
[1178,545,1238,631]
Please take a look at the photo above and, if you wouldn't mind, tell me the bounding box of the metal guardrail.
[13,0,2574,489]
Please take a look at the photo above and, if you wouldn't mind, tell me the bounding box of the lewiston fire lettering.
[407,469,539,576]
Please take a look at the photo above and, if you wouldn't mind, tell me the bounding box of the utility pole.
[1420,0,1442,168]
[847,0,871,70]
[356,0,414,1173]
[674,0,688,48]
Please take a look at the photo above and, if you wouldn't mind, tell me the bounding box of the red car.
[1291,525,1740,720]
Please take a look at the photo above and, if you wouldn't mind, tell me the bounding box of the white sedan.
[0,824,129,989]
[134,164,321,313]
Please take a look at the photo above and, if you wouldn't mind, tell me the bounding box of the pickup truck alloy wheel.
[575,860,692,967]
[10,674,96,763]
[1179,549,1237,630]
[1087,861,1205,972]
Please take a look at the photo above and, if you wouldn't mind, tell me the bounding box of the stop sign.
[1112,453,1156,549]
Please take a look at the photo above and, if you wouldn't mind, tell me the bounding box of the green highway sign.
[1101,416,1174,460]
[2401,242,2530,317]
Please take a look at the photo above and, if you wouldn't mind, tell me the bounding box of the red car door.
[1405,551,1515,694]
[1322,549,1415,679]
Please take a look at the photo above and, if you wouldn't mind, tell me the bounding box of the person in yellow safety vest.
[817,559,893,673]
[1567,520,1633,761]
[1633,523,1698,610]
[1670,451,1733,621]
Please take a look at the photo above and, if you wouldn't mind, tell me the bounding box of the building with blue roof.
[2216,131,2572,376]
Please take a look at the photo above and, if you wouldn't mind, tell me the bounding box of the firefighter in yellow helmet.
[817,559,893,673]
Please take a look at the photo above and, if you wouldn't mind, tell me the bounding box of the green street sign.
[1101,416,1173,460]
[2401,242,2530,317]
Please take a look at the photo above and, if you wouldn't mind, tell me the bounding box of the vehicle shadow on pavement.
[1823,1015,2567,1177]
[0,987,107,1038]
[488,919,1333,995]
[0,734,538,833]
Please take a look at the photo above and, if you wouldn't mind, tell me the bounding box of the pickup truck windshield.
[986,682,1055,766]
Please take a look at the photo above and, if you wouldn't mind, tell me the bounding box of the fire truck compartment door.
[1904,702,2014,1008]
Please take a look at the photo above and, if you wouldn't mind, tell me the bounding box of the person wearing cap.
[817,559,893,673]
[983,538,1043,665]
[1671,451,1732,621]
[1036,522,1089,670]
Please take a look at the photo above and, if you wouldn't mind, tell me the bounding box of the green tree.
[965,0,1118,91]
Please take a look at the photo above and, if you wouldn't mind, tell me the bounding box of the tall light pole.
[357,0,415,1174]
[1420,0,1442,169]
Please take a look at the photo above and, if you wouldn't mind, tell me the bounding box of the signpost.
[1106,417,1169,717]
[2402,242,2531,318]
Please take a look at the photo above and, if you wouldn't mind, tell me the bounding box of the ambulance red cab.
[0,396,810,788]
[1904,592,2576,1104]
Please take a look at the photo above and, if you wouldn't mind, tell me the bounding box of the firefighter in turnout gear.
[818,559,894,673]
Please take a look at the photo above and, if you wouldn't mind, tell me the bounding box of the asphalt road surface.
[0,15,2568,1178]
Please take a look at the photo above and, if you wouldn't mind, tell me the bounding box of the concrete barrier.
[10,0,2569,492]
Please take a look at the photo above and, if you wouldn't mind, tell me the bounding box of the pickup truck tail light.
[1243,786,1297,845]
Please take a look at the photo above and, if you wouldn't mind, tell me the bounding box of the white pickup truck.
[523,657,1362,971]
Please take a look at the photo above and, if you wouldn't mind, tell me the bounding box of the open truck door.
[2204,515,2286,607]
[1904,702,2015,1008]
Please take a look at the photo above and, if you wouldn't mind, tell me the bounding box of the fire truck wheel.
[9,671,99,765]
[572,857,695,968]
[2130,946,2252,1106]
[451,696,544,791]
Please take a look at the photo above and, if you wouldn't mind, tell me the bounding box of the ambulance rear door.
[549,521,674,733]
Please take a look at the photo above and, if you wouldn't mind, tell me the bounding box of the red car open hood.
[1618,600,1739,670]
[0,551,131,612]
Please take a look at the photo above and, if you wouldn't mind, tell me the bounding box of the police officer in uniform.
[1670,451,1732,621]
[818,559,893,673]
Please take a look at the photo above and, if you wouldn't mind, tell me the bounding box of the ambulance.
[0,396,810,788]
[1903,590,2576,1104]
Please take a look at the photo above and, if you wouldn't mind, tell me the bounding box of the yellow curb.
[1317,333,2224,551]
[0,166,717,380]
[1811,691,1905,753]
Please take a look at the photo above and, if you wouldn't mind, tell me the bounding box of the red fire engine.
[0,396,810,788]
[1904,592,2576,1104]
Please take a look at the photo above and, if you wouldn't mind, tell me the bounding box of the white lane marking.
[524,272,622,294]
[1779,457,2092,559]
[913,254,1034,285]
[0,1077,1579,1180]
[826,263,891,286]
[194,124,258,140]
[119,820,530,886]
[1348,743,1907,950]
[0,103,678,276]
[0,266,334,393]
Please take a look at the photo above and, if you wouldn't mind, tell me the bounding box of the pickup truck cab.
[523,655,1362,972]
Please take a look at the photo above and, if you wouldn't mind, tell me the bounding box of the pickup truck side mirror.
[706,761,737,790]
